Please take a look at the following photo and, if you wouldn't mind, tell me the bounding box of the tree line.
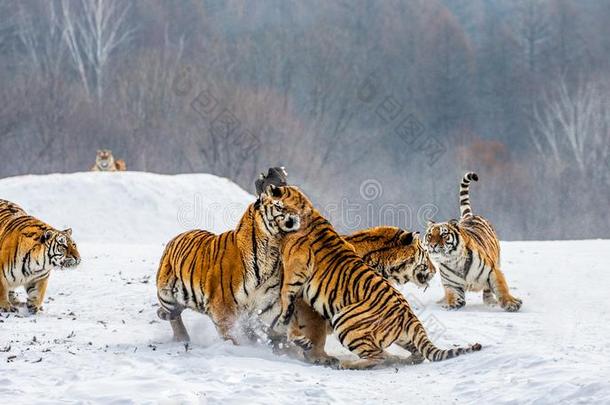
[0,0,609,239]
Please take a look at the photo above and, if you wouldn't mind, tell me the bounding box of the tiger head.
[259,185,311,234]
[347,227,436,288]
[41,228,81,268]
[96,149,115,170]
[423,219,462,259]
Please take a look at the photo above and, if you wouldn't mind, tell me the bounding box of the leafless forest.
[0,0,609,239]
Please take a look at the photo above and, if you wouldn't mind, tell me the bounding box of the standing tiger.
[424,172,522,312]
[260,185,481,370]
[90,149,127,172]
[0,199,81,313]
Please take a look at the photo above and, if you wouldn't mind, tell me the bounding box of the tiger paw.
[0,303,18,313]
[501,297,522,312]
[26,304,42,314]
[483,295,498,307]
[442,299,465,310]
[308,354,340,367]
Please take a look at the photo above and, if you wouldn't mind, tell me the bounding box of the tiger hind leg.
[156,282,191,342]
[489,268,522,312]
[394,340,425,365]
[338,346,415,370]
[170,315,191,342]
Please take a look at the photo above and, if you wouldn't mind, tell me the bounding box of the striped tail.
[407,319,482,362]
[459,172,479,219]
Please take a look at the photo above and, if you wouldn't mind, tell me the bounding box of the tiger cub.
[0,200,81,313]
[424,172,522,312]
[286,226,435,365]
[90,149,127,172]
[260,185,481,370]
[155,198,289,343]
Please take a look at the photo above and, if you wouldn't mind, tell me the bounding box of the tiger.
[0,199,81,314]
[90,149,127,172]
[259,185,481,370]
[284,226,436,364]
[155,198,287,343]
[423,172,522,312]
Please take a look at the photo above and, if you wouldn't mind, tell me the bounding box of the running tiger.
[285,226,435,364]
[0,199,81,313]
[90,149,127,172]
[424,172,522,312]
[260,185,481,369]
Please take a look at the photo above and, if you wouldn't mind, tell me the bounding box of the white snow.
[1,172,609,404]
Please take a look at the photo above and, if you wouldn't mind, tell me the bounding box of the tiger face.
[373,232,434,287]
[424,220,461,258]
[346,227,435,288]
[259,185,305,234]
[96,149,115,170]
[43,228,81,268]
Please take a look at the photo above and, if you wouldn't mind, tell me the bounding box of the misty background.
[0,0,608,240]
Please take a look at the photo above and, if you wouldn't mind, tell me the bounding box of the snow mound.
[0,172,254,244]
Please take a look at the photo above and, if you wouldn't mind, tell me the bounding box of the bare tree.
[531,75,610,176]
[61,0,135,103]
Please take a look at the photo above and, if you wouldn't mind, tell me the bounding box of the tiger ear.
[399,231,415,246]
[56,234,67,245]
[63,228,72,236]
[426,220,435,228]
[40,230,55,243]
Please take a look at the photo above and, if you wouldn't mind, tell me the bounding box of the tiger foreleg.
[25,277,49,314]
[8,290,20,305]
[489,269,522,312]
[212,312,239,345]
[482,288,498,306]
[0,277,17,313]
[278,254,310,326]
[441,285,465,310]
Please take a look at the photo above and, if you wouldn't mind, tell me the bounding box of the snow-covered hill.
[1,173,609,404]
[0,172,254,244]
